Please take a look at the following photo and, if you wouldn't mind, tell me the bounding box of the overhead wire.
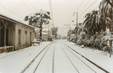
[78,0,92,11]
[73,0,97,23]
[71,0,92,26]
[78,0,100,22]
[80,0,100,16]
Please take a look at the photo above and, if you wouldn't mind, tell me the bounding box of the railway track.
[62,48,80,73]
[19,40,110,73]
[52,47,55,73]
[20,42,54,73]
[33,45,50,73]
[64,44,110,73]
[64,46,97,73]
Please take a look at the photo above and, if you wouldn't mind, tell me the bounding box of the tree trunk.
[39,23,43,41]
[55,34,57,39]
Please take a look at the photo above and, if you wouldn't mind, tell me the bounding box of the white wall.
[15,23,35,49]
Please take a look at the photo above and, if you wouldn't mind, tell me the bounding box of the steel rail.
[33,45,50,73]
[65,44,110,73]
[52,47,55,73]
[20,42,53,73]
[65,46,97,73]
[62,48,80,73]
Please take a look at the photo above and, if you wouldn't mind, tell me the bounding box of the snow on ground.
[0,42,51,73]
[53,42,76,73]
[65,40,113,73]
[26,40,107,73]
[0,40,112,73]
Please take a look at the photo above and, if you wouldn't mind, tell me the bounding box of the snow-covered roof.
[0,14,35,29]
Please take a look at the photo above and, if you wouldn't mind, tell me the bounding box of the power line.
[80,0,98,12]
[80,0,98,13]
[78,0,92,10]
[78,0,100,21]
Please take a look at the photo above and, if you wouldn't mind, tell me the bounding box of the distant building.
[0,15,35,51]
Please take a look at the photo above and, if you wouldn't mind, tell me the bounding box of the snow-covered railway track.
[32,45,49,73]
[63,48,97,73]
[62,48,80,73]
[65,44,110,73]
[52,47,55,73]
[20,42,53,73]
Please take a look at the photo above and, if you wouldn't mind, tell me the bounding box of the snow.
[0,42,50,73]
[0,40,112,73]
[66,40,113,73]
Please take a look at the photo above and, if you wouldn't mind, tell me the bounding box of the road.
[0,40,108,73]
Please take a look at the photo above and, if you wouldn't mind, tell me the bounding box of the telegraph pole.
[76,11,78,27]
[49,0,54,27]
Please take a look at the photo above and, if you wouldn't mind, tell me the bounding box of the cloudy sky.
[0,0,101,36]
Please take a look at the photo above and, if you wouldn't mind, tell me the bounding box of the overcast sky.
[0,0,101,36]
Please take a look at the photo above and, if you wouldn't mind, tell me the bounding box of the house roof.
[0,14,35,29]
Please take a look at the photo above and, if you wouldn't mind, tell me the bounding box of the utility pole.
[49,0,55,40]
[76,11,78,27]
[49,0,54,27]
[39,9,43,41]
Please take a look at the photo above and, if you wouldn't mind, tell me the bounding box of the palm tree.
[106,0,113,7]
[83,10,100,36]
[24,10,51,41]
[99,0,113,31]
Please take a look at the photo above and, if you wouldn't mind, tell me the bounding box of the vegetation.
[24,9,51,41]
[83,10,105,35]
[69,0,113,51]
